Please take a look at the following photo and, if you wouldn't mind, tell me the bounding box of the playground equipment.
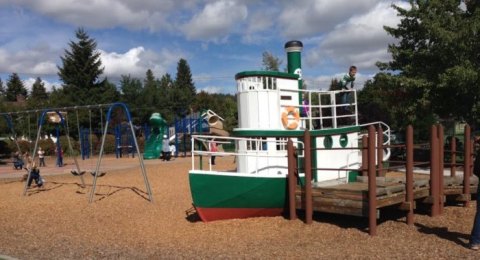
[1,114,24,169]
[24,109,86,195]
[89,102,153,203]
[115,123,136,158]
[47,111,67,167]
[188,40,391,222]
[143,113,168,160]
[170,109,229,157]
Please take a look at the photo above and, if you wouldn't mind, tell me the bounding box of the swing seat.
[90,171,107,177]
[71,170,86,176]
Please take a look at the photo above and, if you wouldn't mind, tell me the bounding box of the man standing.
[38,147,46,167]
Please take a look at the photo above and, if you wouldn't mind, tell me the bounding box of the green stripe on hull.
[189,172,287,209]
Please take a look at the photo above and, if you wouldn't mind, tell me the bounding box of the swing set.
[1,102,153,203]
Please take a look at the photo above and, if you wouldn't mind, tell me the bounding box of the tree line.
[1,1,479,140]
[0,28,238,137]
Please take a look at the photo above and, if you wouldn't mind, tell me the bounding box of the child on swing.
[26,162,44,189]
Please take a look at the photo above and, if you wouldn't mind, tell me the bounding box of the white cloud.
[100,46,185,79]
[0,47,58,75]
[278,0,380,38]
[24,77,57,93]
[198,86,224,94]
[181,0,248,42]
[3,0,184,32]
[305,1,408,71]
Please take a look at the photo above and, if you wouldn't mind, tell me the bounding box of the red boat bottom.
[196,207,283,222]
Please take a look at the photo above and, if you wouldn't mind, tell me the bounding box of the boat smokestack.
[284,40,303,79]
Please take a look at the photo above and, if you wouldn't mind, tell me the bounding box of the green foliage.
[56,28,115,106]
[6,73,27,101]
[192,91,237,132]
[173,59,196,118]
[375,0,480,131]
[0,140,11,156]
[262,51,282,71]
[0,78,5,97]
[28,77,49,108]
[94,134,116,154]
[37,138,56,156]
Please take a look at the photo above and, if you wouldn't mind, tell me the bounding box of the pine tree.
[27,77,49,109]
[173,59,196,117]
[262,51,282,71]
[0,78,5,97]
[5,73,27,102]
[376,0,480,128]
[57,28,105,106]
[30,77,49,100]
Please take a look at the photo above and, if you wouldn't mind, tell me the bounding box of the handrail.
[358,121,392,161]
[190,134,304,172]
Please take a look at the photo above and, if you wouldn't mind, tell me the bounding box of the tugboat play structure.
[188,40,393,222]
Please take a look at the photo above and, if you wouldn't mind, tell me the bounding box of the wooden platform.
[295,175,478,217]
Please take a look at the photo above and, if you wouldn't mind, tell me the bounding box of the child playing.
[26,163,44,189]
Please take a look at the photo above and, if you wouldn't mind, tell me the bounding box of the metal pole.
[65,113,85,187]
[89,118,109,203]
[23,111,47,196]
[128,116,153,202]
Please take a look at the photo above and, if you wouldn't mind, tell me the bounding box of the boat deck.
[295,174,478,217]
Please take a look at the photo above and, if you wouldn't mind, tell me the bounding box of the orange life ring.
[281,106,300,130]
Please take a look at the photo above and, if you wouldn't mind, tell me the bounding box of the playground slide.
[143,113,167,160]
[143,133,163,159]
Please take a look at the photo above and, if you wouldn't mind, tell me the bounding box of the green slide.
[143,113,167,160]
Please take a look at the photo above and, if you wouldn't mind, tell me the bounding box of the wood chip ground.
[0,156,479,259]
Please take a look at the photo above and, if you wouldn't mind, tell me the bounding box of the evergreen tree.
[262,51,282,71]
[120,75,143,107]
[158,73,174,123]
[173,59,196,117]
[0,78,5,98]
[376,0,480,129]
[30,77,49,100]
[5,73,27,101]
[57,28,105,106]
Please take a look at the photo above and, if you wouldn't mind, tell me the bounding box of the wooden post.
[362,135,368,176]
[463,124,471,207]
[406,125,414,225]
[451,136,456,177]
[287,139,297,220]
[304,129,313,224]
[368,126,377,236]
[377,126,384,177]
[430,125,439,217]
[437,124,444,214]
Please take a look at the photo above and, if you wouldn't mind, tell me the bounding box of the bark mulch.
[0,156,479,259]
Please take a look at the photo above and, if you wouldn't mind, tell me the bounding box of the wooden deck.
[295,175,478,217]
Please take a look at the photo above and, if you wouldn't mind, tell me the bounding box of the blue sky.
[0,0,409,95]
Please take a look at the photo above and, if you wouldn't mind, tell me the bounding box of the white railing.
[190,134,304,173]
[278,88,358,130]
[358,121,392,161]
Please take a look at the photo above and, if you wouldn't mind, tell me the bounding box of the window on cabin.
[276,138,287,150]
